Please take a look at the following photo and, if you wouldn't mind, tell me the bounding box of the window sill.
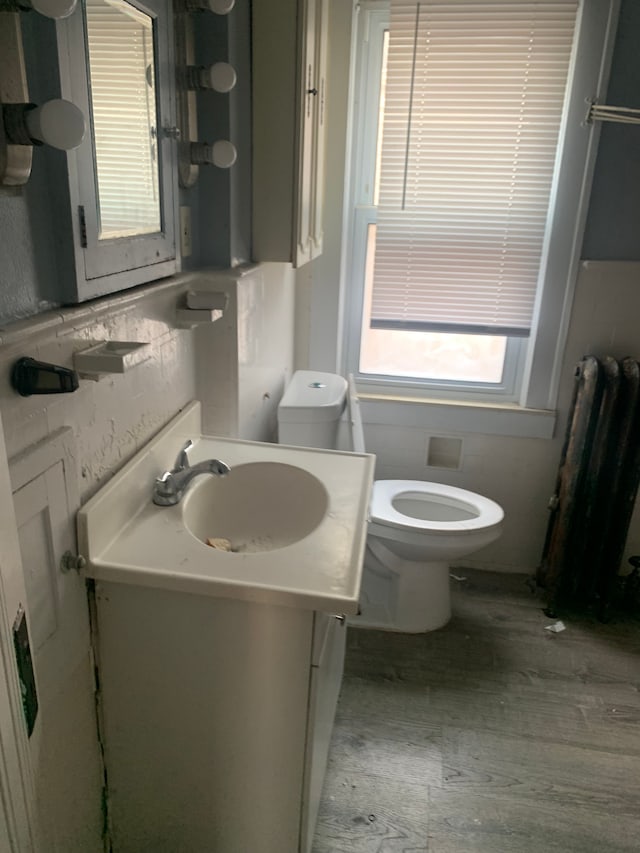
[358,392,556,440]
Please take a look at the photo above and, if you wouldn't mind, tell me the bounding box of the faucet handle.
[174,439,194,471]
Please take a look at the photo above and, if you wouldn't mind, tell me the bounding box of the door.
[301,611,347,853]
[0,419,41,852]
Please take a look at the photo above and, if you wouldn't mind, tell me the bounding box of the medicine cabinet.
[252,0,328,268]
[56,0,178,303]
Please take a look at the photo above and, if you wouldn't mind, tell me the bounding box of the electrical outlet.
[179,205,192,257]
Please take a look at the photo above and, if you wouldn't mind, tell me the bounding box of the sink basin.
[77,401,375,612]
[183,462,328,553]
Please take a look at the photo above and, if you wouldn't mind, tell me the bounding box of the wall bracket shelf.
[73,341,150,377]
[176,290,227,327]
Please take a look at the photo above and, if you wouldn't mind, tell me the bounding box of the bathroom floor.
[312,569,640,853]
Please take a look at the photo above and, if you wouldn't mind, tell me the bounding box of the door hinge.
[78,205,88,248]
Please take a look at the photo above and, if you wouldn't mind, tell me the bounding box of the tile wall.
[1,263,294,495]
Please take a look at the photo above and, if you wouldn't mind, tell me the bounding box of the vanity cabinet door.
[301,612,346,853]
[252,0,327,268]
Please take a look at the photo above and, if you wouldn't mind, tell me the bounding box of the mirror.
[85,0,161,239]
[56,0,177,301]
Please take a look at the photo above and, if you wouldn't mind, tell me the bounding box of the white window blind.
[371,0,579,337]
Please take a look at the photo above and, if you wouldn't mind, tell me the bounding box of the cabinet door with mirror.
[57,0,178,302]
[253,0,327,268]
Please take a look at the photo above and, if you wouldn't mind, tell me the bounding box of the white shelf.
[175,307,224,328]
[176,291,227,327]
[185,290,227,310]
[73,341,150,376]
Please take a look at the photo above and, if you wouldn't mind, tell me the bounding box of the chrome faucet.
[152,439,230,506]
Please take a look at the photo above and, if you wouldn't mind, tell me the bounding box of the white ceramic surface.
[78,402,375,612]
[182,461,328,552]
[368,479,504,561]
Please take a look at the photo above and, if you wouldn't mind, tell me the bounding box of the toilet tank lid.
[278,371,348,423]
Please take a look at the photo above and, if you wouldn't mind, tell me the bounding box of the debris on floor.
[544,619,567,633]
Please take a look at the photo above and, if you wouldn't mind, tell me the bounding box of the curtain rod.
[587,101,640,126]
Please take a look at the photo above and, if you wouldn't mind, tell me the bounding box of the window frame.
[342,0,620,410]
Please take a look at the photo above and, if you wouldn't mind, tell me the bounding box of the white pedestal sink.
[77,401,375,853]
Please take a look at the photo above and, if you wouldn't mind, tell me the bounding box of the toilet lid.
[370,480,504,534]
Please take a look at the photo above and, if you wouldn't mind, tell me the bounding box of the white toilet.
[278,370,504,632]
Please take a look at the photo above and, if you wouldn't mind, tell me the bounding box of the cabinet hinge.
[78,205,88,248]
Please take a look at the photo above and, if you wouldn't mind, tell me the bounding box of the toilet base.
[349,541,452,633]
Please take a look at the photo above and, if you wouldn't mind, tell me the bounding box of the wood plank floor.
[312,570,640,853]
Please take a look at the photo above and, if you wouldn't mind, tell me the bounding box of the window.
[343,0,619,408]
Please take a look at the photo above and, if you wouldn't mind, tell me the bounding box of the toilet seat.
[370,480,503,536]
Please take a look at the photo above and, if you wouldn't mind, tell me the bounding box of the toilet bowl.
[277,370,504,632]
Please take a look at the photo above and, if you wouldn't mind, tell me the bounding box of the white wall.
[1,283,194,489]
[194,263,296,440]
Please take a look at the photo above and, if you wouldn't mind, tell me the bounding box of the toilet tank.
[278,371,348,449]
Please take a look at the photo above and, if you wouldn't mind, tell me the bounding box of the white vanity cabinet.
[252,0,328,267]
[95,581,346,853]
[78,407,375,852]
